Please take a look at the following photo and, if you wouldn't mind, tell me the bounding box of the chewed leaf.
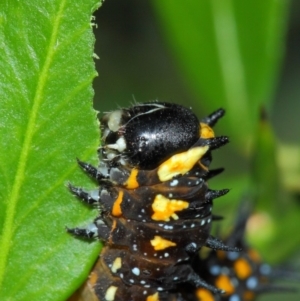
[0,1,102,300]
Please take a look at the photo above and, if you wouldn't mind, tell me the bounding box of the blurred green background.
[92,1,300,299]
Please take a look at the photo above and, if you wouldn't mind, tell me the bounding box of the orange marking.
[146,292,159,301]
[125,168,139,189]
[109,219,117,245]
[151,194,189,221]
[150,236,176,250]
[234,258,252,279]
[200,123,215,138]
[215,275,235,296]
[88,270,98,286]
[157,146,209,181]
[112,191,123,216]
[195,288,214,301]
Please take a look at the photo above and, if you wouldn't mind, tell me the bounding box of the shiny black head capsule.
[101,102,200,169]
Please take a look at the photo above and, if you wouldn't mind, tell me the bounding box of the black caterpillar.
[67,102,289,301]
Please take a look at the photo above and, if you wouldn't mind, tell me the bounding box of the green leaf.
[152,0,290,153]
[0,1,102,300]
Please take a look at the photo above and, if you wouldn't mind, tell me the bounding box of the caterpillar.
[67,102,290,301]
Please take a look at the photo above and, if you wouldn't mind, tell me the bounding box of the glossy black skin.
[102,102,200,169]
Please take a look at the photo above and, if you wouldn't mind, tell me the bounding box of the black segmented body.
[68,102,235,301]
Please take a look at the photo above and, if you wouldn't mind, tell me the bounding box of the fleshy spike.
[206,235,241,252]
[66,224,98,239]
[77,158,98,179]
[201,108,225,127]
[202,136,229,150]
[205,168,225,180]
[212,214,224,221]
[206,189,229,200]
[68,183,99,205]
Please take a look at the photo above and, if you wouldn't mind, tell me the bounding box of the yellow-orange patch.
[150,236,176,251]
[195,288,214,301]
[146,292,159,301]
[234,258,252,279]
[112,191,123,216]
[151,194,189,221]
[157,146,209,182]
[215,275,235,296]
[200,122,215,138]
[125,168,139,189]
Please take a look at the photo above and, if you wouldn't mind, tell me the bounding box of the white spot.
[190,223,195,228]
[90,189,100,201]
[201,219,205,226]
[120,273,124,278]
[105,286,118,301]
[129,279,134,283]
[173,276,179,281]
[168,193,173,198]
[170,179,179,186]
[143,290,147,295]
[209,265,221,275]
[132,267,140,276]
[229,294,241,301]
[107,152,116,160]
[140,280,146,284]
[227,251,239,261]
[164,253,169,257]
[207,218,211,223]
[157,287,163,291]
[246,276,258,289]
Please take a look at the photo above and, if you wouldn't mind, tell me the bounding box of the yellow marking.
[150,236,176,251]
[215,275,235,296]
[234,258,252,279]
[112,191,123,216]
[104,286,118,301]
[200,122,215,138]
[146,292,159,301]
[111,257,122,273]
[151,194,189,221]
[125,168,139,189]
[157,146,209,182]
[195,288,214,301]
